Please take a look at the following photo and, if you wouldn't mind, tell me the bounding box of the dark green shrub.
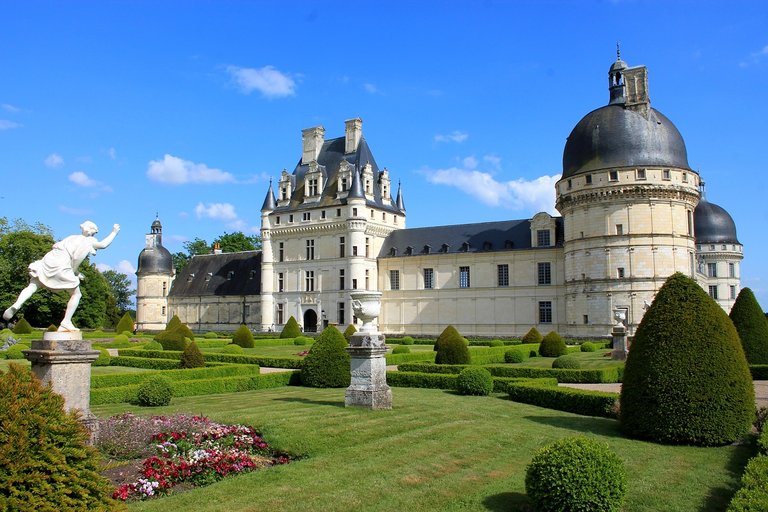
[581,341,598,352]
[0,364,121,511]
[232,324,255,348]
[294,336,312,346]
[553,354,581,369]
[166,314,182,331]
[113,333,129,344]
[221,343,244,354]
[12,317,33,334]
[621,273,754,445]
[204,331,218,339]
[143,340,163,351]
[6,346,25,360]
[154,327,188,351]
[46,324,57,332]
[115,312,134,334]
[180,341,205,369]
[522,327,543,344]
[529,350,538,358]
[456,367,493,396]
[165,315,194,340]
[280,316,302,338]
[136,375,173,406]
[401,336,414,345]
[392,345,410,354]
[434,326,470,365]
[539,331,567,357]
[727,455,768,511]
[343,324,357,341]
[508,380,618,418]
[525,436,626,512]
[92,349,111,367]
[730,288,768,364]
[505,349,529,363]
[301,326,350,388]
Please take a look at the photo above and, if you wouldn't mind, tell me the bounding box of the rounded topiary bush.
[0,364,120,511]
[232,324,255,348]
[280,316,302,338]
[113,333,129,344]
[729,287,768,364]
[489,339,504,347]
[343,324,357,341]
[115,312,134,334]
[456,367,493,396]
[401,336,414,345]
[552,354,581,369]
[301,326,350,388]
[522,327,543,344]
[204,331,218,339]
[5,345,26,360]
[539,331,567,357]
[580,341,598,352]
[294,336,312,346]
[525,436,626,512]
[221,343,244,354]
[180,341,205,369]
[136,375,173,407]
[392,345,410,354]
[621,273,755,446]
[505,349,529,363]
[434,325,471,365]
[143,340,163,351]
[92,349,111,367]
[12,317,33,334]
[154,327,188,351]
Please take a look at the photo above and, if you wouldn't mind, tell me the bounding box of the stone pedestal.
[611,324,628,361]
[23,331,100,442]
[345,333,392,410]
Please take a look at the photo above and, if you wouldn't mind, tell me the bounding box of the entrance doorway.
[303,309,318,333]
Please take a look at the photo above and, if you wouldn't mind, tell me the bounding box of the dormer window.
[278,169,293,203]
[361,163,374,199]
[389,247,397,256]
[504,240,514,249]
[461,242,470,252]
[227,271,235,280]
[441,244,449,253]
[423,245,431,254]
[483,241,493,251]
[304,161,324,202]
[337,160,353,195]
[405,246,413,256]
[187,273,195,282]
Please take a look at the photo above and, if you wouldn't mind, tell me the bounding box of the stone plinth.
[611,324,628,361]
[23,331,100,441]
[345,334,392,410]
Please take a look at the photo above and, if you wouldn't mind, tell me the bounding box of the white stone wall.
[167,295,262,333]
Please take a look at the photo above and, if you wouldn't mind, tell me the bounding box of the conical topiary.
[434,325,471,365]
[343,324,357,341]
[179,341,205,369]
[164,315,194,341]
[154,327,188,351]
[522,327,543,344]
[115,312,134,334]
[166,314,182,331]
[0,364,123,511]
[620,273,754,446]
[729,288,768,364]
[232,324,255,348]
[301,325,350,388]
[280,316,302,338]
[12,317,33,334]
[434,325,462,351]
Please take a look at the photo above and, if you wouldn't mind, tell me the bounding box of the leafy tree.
[71,263,112,329]
[101,269,135,314]
[729,287,768,364]
[215,232,262,252]
[184,237,212,257]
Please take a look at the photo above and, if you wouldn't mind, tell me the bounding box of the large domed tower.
[136,217,175,331]
[556,52,701,334]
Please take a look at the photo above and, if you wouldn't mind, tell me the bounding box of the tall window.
[538,301,552,324]
[305,270,315,292]
[708,285,718,300]
[278,242,284,262]
[536,230,551,247]
[459,266,470,288]
[161,306,166,316]
[306,239,315,260]
[390,270,400,290]
[162,281,167,295]
[615,224,623,236]
[537,262,551,285]
[497,264,509,287]
[353,246,358,256]
[338,302,345,325]
[302,212,310,221]
[687,210,693,236]
[424,268,434,289]
[339,269,345,290]
[365,238,370,258]
[617,267,625,279]
[730,285,737,300]
[278,272,284,292]
[707,262,717,278]
[365,269,370,289]
[276,303,284,325]
[729,263,736,278]
[339,237,345,258]
[308,178,318,196]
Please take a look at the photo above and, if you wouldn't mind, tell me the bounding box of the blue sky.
[2,1,767,306]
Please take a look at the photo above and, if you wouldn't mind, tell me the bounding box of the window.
[339,269,345,290]
[321,210,326,219]
[365,238,370,257]
[352,278,358,290]
[617,267,625,278]
[687,210,693,236]
[730,285,737,300]
[277,303,284,325]
[497,264,509,287]
[352,207,358,216]
[663,169,671,180]
[365,269,370,289]
[583,314,589,325]
[382,212,386,221]
[537,262,551,285]
[336,208,342,217]
[538,301,552,324]
[709,285,718,300]
[161,306,166,316]
[567,179,572,190]
[729,263,736,278]
[338,302,345,325]
[370,209,374,219]
[353,246,358,256]
[227,271,234,280]
[424,268,434,289]
[390,270,400,290]
[636,169,646,180]
[707,262,717,278]
[585,174,593,185]
[302,212,310,221]
[306,239,315,260]
[459,266,470,288]
[609,170,618,181]
[536,230,551,247]
[162,281,167,295]
[305,271,315,292]
[341,177,348,191]
[339,237,346,258]
[308,178,318,196]
[289,214,294,223]
[682,172,688,183]
[615,224,623,236]
[275,216,280,225]
[280,186,288,200]
[278,242,284,262]
[278,273,284,292]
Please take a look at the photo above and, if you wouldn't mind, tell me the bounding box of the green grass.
[92,386,750,512]
[521,350,623,369]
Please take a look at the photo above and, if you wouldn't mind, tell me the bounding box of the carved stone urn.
[350,291,382,334]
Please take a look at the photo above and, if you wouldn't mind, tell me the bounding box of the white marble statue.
[2,221,120,332]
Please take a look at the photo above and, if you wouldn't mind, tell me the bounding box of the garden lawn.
[92,387,749,512]
[520,350,624,369]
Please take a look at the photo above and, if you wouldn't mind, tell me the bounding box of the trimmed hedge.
[727,456,768,511]
[179,341,205,369]
[221,344,244,354]
[385,351,436,366]
[115,312,134,334]
[750,366,768,380]
[117,348,304,369]
[386,371,548,394]
[398,363,620,383]
[391,345,410,354]
[136,375,173,406]
[109,356,181,370]
[508,380,619,418]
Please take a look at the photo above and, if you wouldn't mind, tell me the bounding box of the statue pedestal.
[611,324,628,361]
[345,333,392,410]
[23,331,100,442]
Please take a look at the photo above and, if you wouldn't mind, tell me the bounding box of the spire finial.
[616,41,621,61]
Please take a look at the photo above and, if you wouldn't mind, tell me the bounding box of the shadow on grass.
[272,396,346,408]
[698,435,754,512]
[482,492,532,511]
[523,414,624,438]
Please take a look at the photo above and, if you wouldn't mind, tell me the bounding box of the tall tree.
[101,269,135,314]
[215,232,262,252]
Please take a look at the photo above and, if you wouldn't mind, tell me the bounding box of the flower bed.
[100,413,291,501]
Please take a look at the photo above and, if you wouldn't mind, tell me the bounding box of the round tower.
[556,53,701,334]
[260,180,276,331]
[136,217,175,331]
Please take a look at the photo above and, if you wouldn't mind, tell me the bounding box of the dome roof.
[694,199,740,245]
[562,104,691,178]
[137,245,173,274]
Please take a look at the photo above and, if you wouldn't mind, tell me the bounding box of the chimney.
[623,66,649,113]
[345,118,363,154]
[302,126,325,164]
[213,241,222,255]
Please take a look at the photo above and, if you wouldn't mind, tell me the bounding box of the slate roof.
[169,251,262,297]
[379,218,563,258]
[694,200,740,245]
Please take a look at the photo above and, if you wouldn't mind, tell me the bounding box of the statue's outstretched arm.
[92,224,120,250]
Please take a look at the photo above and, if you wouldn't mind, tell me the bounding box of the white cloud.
[147,154,235,184]
[0,120,20,130]
[68,171,113,192]
[96,263,111,272]
[740,44,768,67]
[107,147,117,160]
[1,104,20,113]
[226,65,296,98]
[434,131,469,143]
[117,260,137,275]
[424,159,559,214]
[58,205,93,216]
[363,83,380,94]
[195,202,238,221]
[45,153,64,168]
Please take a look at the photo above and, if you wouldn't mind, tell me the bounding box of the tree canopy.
[172,232,262,273]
